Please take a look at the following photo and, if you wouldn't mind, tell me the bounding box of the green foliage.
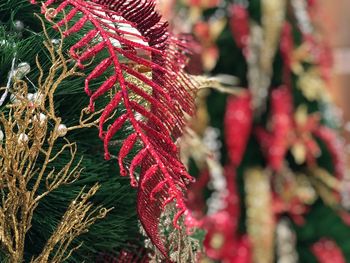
[0,1,140,261]
[295,200,350,263]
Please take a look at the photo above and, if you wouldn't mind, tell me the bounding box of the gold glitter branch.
[244,167,275,263]
[32,185,111,263]
[0,16,108,262]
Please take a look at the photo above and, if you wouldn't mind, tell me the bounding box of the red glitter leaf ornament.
[30,0,197,258]
[280,22,294,70]
[229,3,250,53]
[255,86,293,172]
[311,239,346,263]
[224,91,253,167]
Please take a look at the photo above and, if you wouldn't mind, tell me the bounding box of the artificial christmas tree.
[0,0,203,262]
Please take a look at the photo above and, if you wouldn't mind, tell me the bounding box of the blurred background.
[156,0,350,262]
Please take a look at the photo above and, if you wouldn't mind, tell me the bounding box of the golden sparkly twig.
[0,16,108,262]
[141,203,201,263]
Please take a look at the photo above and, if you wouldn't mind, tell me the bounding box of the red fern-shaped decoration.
[30,0,197,257]
[224,91,253,167]
[255,86,293,172]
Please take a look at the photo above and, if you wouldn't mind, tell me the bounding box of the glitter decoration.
[276,218,299,263]
[244,167,275,263]
[247,0,287,112]
[260,0,287,73]
[203,165,252,263]
[297,69,327,101]
[311,239,346,263]
[203,127,226,215]
[290,105,321,166]
[30,0,197,259]
[229,2,250,51]
[292,0,313,37]
[255,86,292,172]
[224,91,252,167]
[0,24,116,261]
[280,22,294,72]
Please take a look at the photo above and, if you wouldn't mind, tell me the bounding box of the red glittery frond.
[311,239,346,263]
[229,3,250,51]
[31,0,196,258]
[224,91,253,167]
[255,86,293,172]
